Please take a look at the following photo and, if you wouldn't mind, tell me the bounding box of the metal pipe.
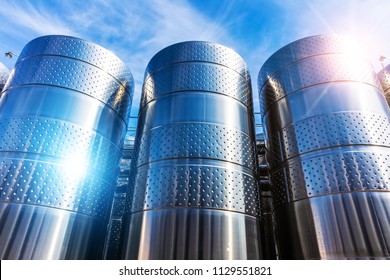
[258,35,390,259]
[121,41,261,260]
[378,64,390,106]
[0,35,133,259]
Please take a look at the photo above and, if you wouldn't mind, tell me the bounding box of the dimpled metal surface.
[258,35,390,259]
[6,54,131,121]
[130,160,258,215]
[258,35,364,87]
[122,41,261,260]
[16,35,133,86]
[378,64,390,105]
[136,123,256,168]
[145,41,249,78]
[0,62,10,91]
[0,35,133,259]
[142,62,252,109]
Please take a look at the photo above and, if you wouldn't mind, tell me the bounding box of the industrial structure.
[0,36,133,259]
[378,64,390,105]
[103,116,137,259]
[120,41,262,259]
[0,34,389,260]
[258,35,390,259]
[0,62,10,91]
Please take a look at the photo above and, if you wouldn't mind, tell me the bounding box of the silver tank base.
[275,191,390,259]
[121,208,261,260]
[0,203,107,259]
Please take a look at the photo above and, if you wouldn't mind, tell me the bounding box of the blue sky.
[0,0,389,115]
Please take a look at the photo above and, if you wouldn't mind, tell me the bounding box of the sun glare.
[62,154,89,180]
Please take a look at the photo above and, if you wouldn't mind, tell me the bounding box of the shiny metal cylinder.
[121,41,261,260]
[0,62,10,92]
[0,35,133,259]
[258,35,390,259]
[378,64,390,106]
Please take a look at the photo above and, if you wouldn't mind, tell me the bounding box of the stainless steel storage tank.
[378,64,390,106]
[0,35,133,259]
[0,62,10,92]
[258,35,390,259]
[121,41,261,259]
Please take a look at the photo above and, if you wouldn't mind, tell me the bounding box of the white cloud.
[139,0,230,47]
[288,0,390,70]
[8,0,388,117]
[0,0,238,115]
[0,0,76,37]
[67,0,236,114]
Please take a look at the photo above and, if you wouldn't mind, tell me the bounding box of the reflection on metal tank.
[378,64,390,106]
[0,35,133,259]
[0,62,10,92]
[121,41,261,259]
[258,35,390,259]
